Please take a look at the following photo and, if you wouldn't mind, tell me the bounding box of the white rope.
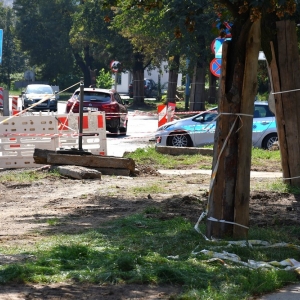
[272,88,300,95]
[207,217,249,229]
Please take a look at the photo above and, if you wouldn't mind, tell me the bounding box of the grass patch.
[0,170,61,183]
[0,215,299,299]
[252,147,281,166]
[125,146,212,170]
[46,218,61,226]
[131,183,168,194]
[124,146,281,171]
[251,178,300,194]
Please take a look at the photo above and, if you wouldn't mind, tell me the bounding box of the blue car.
[155,102,278,150]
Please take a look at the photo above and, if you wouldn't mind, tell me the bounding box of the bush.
[96,69,114,89]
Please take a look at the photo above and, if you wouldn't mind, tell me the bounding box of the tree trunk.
[132,52,145,106]
[208,73,217,105]
[268,20,300,187]
[167,55,180,104]
[206,20,261,239]
[189,62,206,111]
[72,46,93,87]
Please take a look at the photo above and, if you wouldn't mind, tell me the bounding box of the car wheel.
[120,120,128,136]
[167,133,192,147]
[262,133,278,150]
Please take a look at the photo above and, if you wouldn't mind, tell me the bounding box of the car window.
[74,91,111,102]
[27,85,53,94]
[193,112,217,122]
[114,93,123,104]
[254,105,275,118]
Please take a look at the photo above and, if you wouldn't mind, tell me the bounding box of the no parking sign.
[210,58,222,78]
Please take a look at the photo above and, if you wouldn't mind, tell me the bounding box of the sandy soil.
[0,160,299,299]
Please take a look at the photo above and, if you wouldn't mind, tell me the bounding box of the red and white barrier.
[11,96,20,115]
[0,87,3,107]
[157,103,176,127]
[158,104,167,127]
[57,112,107,156]
[0,112,107,168]
[0,114,60,168]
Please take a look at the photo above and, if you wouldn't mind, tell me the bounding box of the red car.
[66,87,129,134]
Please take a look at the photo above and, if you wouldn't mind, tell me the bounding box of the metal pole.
[114,72,118,91]
[3,90,9,116]
[78,78,84,151]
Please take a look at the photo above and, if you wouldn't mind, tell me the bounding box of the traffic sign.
[110,60,121,72]
[210,58,222,77]
[0,29,3,65]
[211,38,217,54]
[214,38,226,58]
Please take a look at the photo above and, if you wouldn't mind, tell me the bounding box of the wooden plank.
[268,42,289,180]
[234,20,261,238]
[33,148,56,164]
[206,41,231,238]
[47,153,135,172]
[276,20,300,185]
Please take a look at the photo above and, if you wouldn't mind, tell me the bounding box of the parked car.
[128,78,158,98]
[155,101,278,150]
[20,84,58,112]
[65,87,129,135]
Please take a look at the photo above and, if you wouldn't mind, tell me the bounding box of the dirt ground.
[0,159,299,299]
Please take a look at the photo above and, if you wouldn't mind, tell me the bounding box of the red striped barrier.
[0,87,3,107]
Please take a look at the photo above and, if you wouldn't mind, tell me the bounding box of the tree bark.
[132,52,145,106]
[72,46,93,87]
[206,20,261,239]
[167,55,180,104]
[272,20,300,186]
[208,73,217,105]
[189,62,206,111]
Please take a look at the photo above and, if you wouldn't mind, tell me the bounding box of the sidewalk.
[158,169,282,178]
[259,283,300,299]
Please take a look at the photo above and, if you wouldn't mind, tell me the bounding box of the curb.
[158,169,282,178]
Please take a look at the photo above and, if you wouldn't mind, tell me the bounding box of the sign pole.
[114,72,118,92]
[0,29,3,65]
[78,78,84,151]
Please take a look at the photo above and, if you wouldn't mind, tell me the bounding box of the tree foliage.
[0,4,26,89]
[13,0,76,83]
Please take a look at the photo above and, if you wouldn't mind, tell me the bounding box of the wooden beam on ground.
[33,149,135,176]
[47,154,135,172]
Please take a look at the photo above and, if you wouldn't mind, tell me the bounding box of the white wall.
[113,62,182,94]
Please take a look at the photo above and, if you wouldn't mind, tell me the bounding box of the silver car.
[20,84,58,112]
[155,102,278,150]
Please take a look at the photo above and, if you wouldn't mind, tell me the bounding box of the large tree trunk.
[132,52,145,106]
[208,73,217,105]
[189,62,206,111]
[268,20,300,187]
[72,46,93,87]
[167,55,180,104]
[206,20,261,239]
